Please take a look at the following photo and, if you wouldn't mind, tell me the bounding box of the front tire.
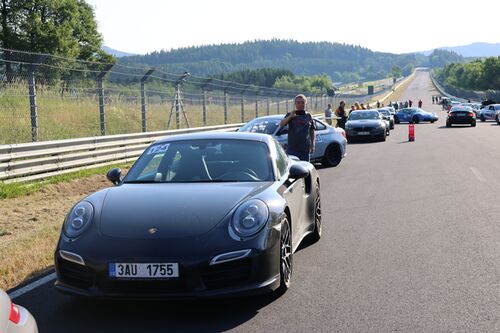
[446,121,451,127]
[394,116,400,124]
[496,115,500,125]
[322,144,342,167]
[412,116,420,124]
[310,183,322,243]
[480,115,486,122]
[278,215,293,293]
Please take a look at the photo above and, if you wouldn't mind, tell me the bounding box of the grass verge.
[0,163,131,200]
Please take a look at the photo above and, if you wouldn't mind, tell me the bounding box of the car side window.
[314,119,326,130]
[276,125,288,136]
[274,140,288,178]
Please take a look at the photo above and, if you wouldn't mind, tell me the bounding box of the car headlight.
[231,199,269,237]
[64,201,94,238]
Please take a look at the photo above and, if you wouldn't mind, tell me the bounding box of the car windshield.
[124,139,273,183]
[348,111,380,120]
[378,110,389,116]
[239,118,280,134]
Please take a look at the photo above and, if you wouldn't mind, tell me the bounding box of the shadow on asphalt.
[436,125,475,129]
[36,291,282,333]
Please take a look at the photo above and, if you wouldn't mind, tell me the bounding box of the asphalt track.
[13,70,500,332]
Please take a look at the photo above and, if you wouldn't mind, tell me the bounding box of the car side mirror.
[106,168,122,185]
[288,163,309,179]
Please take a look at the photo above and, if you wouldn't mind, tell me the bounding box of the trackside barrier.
[0,123,242,183]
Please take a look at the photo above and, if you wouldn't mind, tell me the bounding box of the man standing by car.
[324,103,333,125]
[279,94,316,162]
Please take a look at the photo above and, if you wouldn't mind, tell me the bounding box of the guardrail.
[0,123,242,183]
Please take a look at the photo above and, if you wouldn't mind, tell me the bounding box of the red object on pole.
[409,123,415,142]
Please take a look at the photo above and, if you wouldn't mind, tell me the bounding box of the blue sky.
[86,0,500,55]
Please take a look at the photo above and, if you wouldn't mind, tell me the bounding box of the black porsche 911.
[54,132,321,298]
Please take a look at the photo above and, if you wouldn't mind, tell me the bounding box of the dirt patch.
[0,174,111,290]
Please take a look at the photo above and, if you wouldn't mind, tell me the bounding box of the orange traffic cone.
[409,123,415,142]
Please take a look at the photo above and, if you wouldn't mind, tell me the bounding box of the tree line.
[435,57,500,91]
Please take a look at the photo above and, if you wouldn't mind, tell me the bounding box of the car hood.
[99,182,272,239]
[346,119,383,127]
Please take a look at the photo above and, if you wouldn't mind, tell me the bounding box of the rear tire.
[446,121,451,128]
[278,215,293,293]
[471,121,476,127]
[322,144,342,167]
[496,115,500,125]
[394,116,400,124]
[412,116,420,124]
[480,115,486,122]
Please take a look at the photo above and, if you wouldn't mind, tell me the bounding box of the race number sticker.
[315,134,322,142]
[147,143,170,155]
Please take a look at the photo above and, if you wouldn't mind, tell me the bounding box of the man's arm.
[279,112,294,127]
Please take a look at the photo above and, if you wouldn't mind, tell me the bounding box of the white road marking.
[8,272,56,299]
[470,167,486,182]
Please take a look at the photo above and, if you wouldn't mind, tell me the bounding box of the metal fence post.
[286,98,289,113]
[140,68,155,132]
[255,95,259,118]
[27,54,48,142]
[202,88,207,126]
[224,89,228,125]
[98,64,114,136]
[241,95,245,123]
[266,98,270,116]
[276,99,280,114]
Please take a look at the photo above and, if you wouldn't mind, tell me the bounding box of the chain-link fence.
[0,47,387,144]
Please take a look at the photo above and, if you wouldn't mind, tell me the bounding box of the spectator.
[376,100,381,108]
[354,102,362,110]
[324,103,333,125]
[335,100,347,129]
[418,99,423,108]
[409,100,413,107]
[279,94,316,162]
[432,96,435,104]
[360,103,367,110]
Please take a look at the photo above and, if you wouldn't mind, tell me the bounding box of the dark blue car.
[394,108,438,124]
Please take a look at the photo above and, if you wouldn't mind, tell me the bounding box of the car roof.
[153,131,273,145]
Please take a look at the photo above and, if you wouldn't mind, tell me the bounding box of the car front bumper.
[54,237,281,299]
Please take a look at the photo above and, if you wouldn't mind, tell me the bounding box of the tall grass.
[0,82,303,144]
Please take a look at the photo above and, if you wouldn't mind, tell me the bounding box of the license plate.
[357,131,370,135]
[109,263,179,279]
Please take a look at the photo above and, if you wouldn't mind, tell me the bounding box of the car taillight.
[468,112,475,117]
[10,301,20,324]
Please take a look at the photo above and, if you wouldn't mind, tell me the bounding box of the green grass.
[0,163,132,199]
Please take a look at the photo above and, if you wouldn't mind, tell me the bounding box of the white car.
[478,104,500,123]
[0,290,38,333]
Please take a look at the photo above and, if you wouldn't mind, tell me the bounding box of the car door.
[312,119,328,159]
[487,105,495,119]
[274,141,305,245]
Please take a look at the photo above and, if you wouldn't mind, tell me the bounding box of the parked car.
[54,132,322,298]
[0,289,38,333]
[478,104,500,123]
[345,110,389,142]
[378,108,395,129]
[394,108,438,124]
[461,103,481,118]
[446,106,476,127]
[238,115,347,167]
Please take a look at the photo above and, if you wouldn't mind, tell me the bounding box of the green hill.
[117,39,435,83]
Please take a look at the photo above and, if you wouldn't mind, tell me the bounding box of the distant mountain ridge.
[102,45,137,58]
[116,40,431,83]
[420,42,500,57]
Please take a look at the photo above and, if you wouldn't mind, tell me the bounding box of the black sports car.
[54,132,321,298]
[446,106,476,127]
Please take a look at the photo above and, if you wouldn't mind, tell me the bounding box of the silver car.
[479,104,500,123]
[0,289,38,333]
[238,115,347,167]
